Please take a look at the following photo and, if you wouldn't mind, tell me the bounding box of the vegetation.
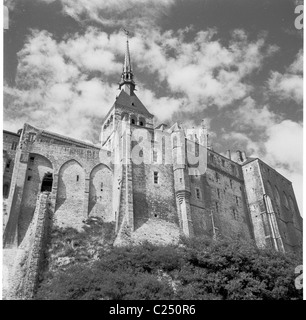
[36,226,302,300]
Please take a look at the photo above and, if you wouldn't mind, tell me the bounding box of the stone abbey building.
[3,37,303,256]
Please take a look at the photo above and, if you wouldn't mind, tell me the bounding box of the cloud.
[35,0,177,29]
[223,97,303,213]
[132,28,278,112]
[4,27,279,142]
[268,50,303,104]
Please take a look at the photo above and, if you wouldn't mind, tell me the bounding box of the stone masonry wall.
[18,192,52,300]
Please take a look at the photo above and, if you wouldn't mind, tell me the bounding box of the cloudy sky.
[3,0,303,211]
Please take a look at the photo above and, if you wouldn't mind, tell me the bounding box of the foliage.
[36,235,303,300]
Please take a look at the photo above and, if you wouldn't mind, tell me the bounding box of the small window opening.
[76,175,79,182]
[27,176,32,181]
[101,182,103,191]
[196,188,201,199]
[30,156,35,162]
[6,160,11,169]
[131,118,135,125]
[235,196,239,205]
[140,121,144,126]
[233,208,237,220]
[230,179,233,188]
[217,189,220,199]
[154,171,159,184]
[221,159,225,167]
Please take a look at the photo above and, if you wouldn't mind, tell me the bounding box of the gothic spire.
[119,28,136,95]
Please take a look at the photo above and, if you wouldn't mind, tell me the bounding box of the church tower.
[100,30,154,150]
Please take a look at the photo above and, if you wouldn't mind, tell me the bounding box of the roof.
[41,129,99,149]
[3,130,20,137]
[115,90,153,118]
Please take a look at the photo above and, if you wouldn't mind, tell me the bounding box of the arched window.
[130,115,137,125]
[139,117,146,127]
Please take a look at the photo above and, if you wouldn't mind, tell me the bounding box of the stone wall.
[10,192,52,300]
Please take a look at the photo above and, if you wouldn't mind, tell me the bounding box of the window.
[235,196,239,205]
[76,175,79,182]
[30,156,35,162]
[217,188,220,199]
[232,208,237,220]
[11,141,18,150]
[29,133,36,142]
[27,176,32,181]
[215,172,220,182]
[196,188,201,199]
[221,159,225,167]
[101,182,103,191]
[215,202,219,213]
[154,171,159,184]
[230,179,233,189]
[6,160,11,169]
[231,164,236,175]
[140,121,143,126]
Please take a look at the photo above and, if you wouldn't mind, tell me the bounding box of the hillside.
[35,217,302,300]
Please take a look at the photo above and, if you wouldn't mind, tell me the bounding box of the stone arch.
[19,153,53,245]
[55,159,85,229]
[88,163,113,221]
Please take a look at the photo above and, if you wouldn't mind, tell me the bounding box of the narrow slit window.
[154,171,159,184]
[76,175,79,182]
[196,188,201,199]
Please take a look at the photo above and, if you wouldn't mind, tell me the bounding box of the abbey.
[3,37,303,256]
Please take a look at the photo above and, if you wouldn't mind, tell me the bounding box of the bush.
[36,237,302,300]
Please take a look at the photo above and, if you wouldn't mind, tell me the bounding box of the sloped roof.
[115,90,153,117]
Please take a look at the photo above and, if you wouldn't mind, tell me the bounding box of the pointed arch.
[88,163,113,221]
[55,159,85,229]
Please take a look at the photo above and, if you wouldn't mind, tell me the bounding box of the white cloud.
[132,29,278,111]
[35,0,177,28]
[268,50,303,103]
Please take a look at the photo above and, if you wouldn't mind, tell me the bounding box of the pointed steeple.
[119,29,136,96]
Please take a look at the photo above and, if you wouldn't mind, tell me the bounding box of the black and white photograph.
[1,0,304,303]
